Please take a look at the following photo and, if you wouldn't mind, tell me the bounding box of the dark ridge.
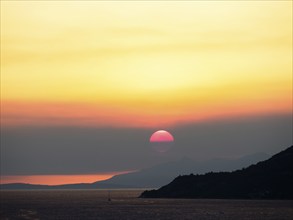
[140,146,293,199]
[0,182,135,190]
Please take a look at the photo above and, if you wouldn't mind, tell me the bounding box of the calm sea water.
[1,189,293,220]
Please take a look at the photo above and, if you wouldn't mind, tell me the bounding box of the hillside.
[140,146,293,199]
[92,152,269,188]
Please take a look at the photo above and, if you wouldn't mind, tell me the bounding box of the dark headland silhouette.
[140,146,293,199]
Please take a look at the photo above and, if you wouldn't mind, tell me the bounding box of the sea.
[1,189,292,220]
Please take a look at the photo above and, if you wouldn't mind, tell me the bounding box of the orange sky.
[1,1,292,128]
[0,171,131,185]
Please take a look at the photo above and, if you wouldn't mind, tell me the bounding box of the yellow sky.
[1,1,292,127]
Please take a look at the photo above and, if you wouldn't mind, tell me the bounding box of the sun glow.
[1,1,292,128]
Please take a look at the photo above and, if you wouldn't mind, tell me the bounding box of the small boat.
[108,190,111,202]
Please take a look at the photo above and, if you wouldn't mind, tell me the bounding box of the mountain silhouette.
[95,152,269,188]
[140,146,293,199]
[0,152,269,190]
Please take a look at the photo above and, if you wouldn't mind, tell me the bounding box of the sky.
[1,1,292,185]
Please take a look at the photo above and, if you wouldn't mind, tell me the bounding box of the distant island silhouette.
[0,152,269,190]
[140,146,293,199]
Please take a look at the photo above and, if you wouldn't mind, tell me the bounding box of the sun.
[150,130,174,153]
[150,130,174,142]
